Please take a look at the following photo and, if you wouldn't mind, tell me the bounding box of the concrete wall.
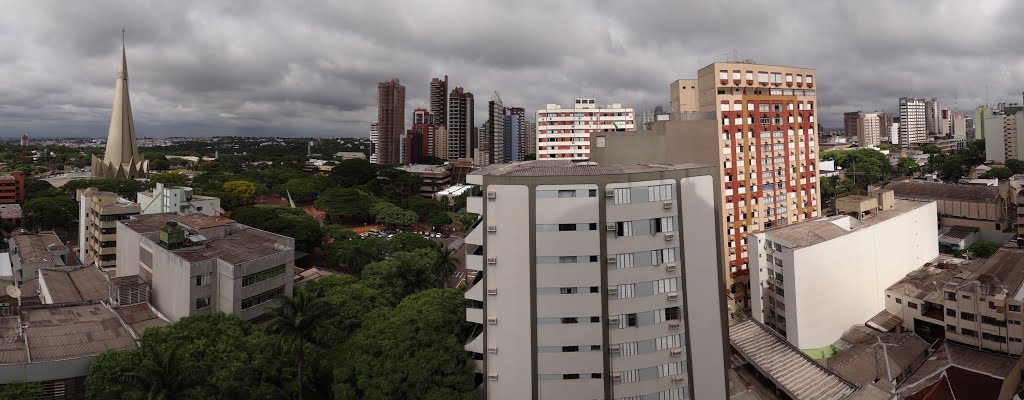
[590,120,719,167]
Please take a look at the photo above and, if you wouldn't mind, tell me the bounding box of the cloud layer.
[3,0,1024,138]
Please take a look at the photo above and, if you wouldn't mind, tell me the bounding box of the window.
[947,324,956,332]
[590,316,600,323]
[1011,305,1022,312]
[560,287,578,294]
[195,296,211,310]
[961,294,971,299]
[982,316,1006,327]
[945,291,956,301]
[562,346,579,352]
[589,286,599,293]
[895,298,902,304]
[908,302,918,309]
[561,317,579,324]
[983,333,1007,343]
[588,189,597,197]
[961,312,975,322]
[946,308,957,317]
[558,224,577,231]
[241,286,285,310]
[241,265,287,287]
[961,328,976,337]
[626,313,638,327]
[557,190,576,198]
[591,345,601,351]
[195,273,212,287]
[664,307,680,321]
[648,184,673,201]
[613,188,631,204]
[562,374,580,380]
[591,373,602,379]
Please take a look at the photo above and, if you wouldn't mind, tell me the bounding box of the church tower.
[92,39,148,179]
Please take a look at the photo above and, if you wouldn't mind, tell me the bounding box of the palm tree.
[265,289,333,400]
[432,244,460,289]
[117,345,204,400]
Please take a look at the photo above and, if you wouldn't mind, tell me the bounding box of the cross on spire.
[121,28,125,46]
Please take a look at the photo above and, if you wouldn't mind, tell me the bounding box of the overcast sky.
[2,0,1024,138]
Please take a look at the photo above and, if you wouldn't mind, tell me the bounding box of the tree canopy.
[231,205,323,252]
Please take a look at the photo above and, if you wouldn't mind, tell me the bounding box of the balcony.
[466,307,483,325]
[467,196,482,215]
[465,279,483,302]
[466,253,483,272]
[466,223,483,246]
[465,331,483,355]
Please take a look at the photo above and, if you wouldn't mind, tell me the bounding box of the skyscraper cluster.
[371,76,537,166]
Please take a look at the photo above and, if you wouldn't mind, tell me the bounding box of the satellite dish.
[5,285,20,298]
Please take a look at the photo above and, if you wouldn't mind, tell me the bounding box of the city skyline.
[4,1,1024,138]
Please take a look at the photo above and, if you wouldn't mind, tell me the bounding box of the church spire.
[92,33,148,179]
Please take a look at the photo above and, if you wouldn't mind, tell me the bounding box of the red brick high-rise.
[0,171,25,204]
[377,79,406,165]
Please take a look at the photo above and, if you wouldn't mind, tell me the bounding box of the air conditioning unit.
[487,317,498,325]
[611,372,622,381]
[488,373,499,381]
[609,344,621,353]
[666,292,679,301]
[487,225,497,232]
[665,262,677,272]
[487,346,498,354]
[668,321,681,329]
[487,289,498,296]
[670,348,683,357]
[608,316,620,324]
[606,223,617,231]
[672,375,686,384]
[487,257,497,264]
[663,201,673,209]
[664,233,676,241]
[487,191,497,199]
[607,256,617,264]
[605,189,615,197]
[607,286,618,295]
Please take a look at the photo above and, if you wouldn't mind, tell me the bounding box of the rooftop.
[763,199,932,249]
[471,160,710,177]
[950,245,1024,300]
[173,227,291,265]
[38,267,108,304]
[898,342,1017,399]
[120,213,233,233]
[827,327,930,390]
[11,232,72,266]
[113,303,169,336]
[887,256,977,302]
[20,303,137,363]
[730,319,856,400]
[875,180,1001,203]
[0,204,21,220]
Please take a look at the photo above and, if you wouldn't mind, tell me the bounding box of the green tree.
[323,225,358,242]
[23,178,54,199]
[148,158,172,171]
[965,240,1001,258]
[365,168,423,204]
[328,159,382,188]
[0,381,42,400]
[1007,159,1024,174]
[274,177,328,203]
[266,289,334,400]
[453,208,479,230]
[232,205,323,252]
[361,249,438,304]
[919,143,942,156]
[400,196,444,221]
[333,289,473,400]
[116,346,205,400]
[87,350,143,400]
[326,239,379,275]
[388,233,436,253]
[23,195,76,230]
[980,167,1014,181]
[895,157,920,176]
[426,211,451,229]
[150,172,189,186]
[314,188,377,221]
[222,180,258,202]
[432,244,459,289]
[62,178,147,200]
[371,202,418,227]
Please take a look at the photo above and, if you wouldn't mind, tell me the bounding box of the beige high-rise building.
[857,112,881,147]
[669,79,698,113]
[77,188,141,268]
[464,160,729,400]
[592,62,821,312]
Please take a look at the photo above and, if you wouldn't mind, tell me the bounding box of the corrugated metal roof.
[877,181,1000,203]
[730,319,856,400]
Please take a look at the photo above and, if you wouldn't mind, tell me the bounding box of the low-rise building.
[886,247,1024,355]
[9,231,80,281]
[750,191,938,354]
[137,183,222,216]
[896,341,1021,399]
[0,204,22,226]
[873,180,1014,243]
[78,188,141,268]
[117,213,295,323]
[0,172,25,204]
[335,152,366,161]
[397,164,452,196]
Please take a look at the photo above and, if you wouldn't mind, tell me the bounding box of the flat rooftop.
[951,245,1024,300]
[763,199,932,249]
[174,227,290,264]
[11,304,138,364]
[876,180,1001,203]
[0,204,21,220]
[114,303,169,336]
[471,160,710,177]
[12,232,70,265]
[887,255,978,302]
[120,213,233,233]
[39,267,108,304]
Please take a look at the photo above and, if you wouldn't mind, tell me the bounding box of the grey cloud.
[2,0,1024,138]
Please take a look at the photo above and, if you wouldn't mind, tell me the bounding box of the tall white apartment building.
[369,121,379,164]
[750,191,938,353]
[535,98,634,160]
[899,97,927,145]
[464,160,729,400]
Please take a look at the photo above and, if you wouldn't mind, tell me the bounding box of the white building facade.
[464,160,729,400]
[750,193,938,352]
[899,97,927,145]
[535,98,634,160]
[137,183,222,216]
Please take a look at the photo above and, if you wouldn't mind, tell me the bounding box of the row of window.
[617,361,687,384]
[241,286,285,310]
[537,344,602,353]
[616,307,681,328]
[610,184,674,205]
[613,217,675,237]
[536,189,597,198]
[617,334,683,357]
[612,248,677,269]
[538,316,602,325]
[537,255,599,264]
[718,70,814,85]
[538,373,603,381]
[615,278,679,299]
[537,223,598,232]
[537,286,600,295]
[241,265,287,287]
[616,387,689,400]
